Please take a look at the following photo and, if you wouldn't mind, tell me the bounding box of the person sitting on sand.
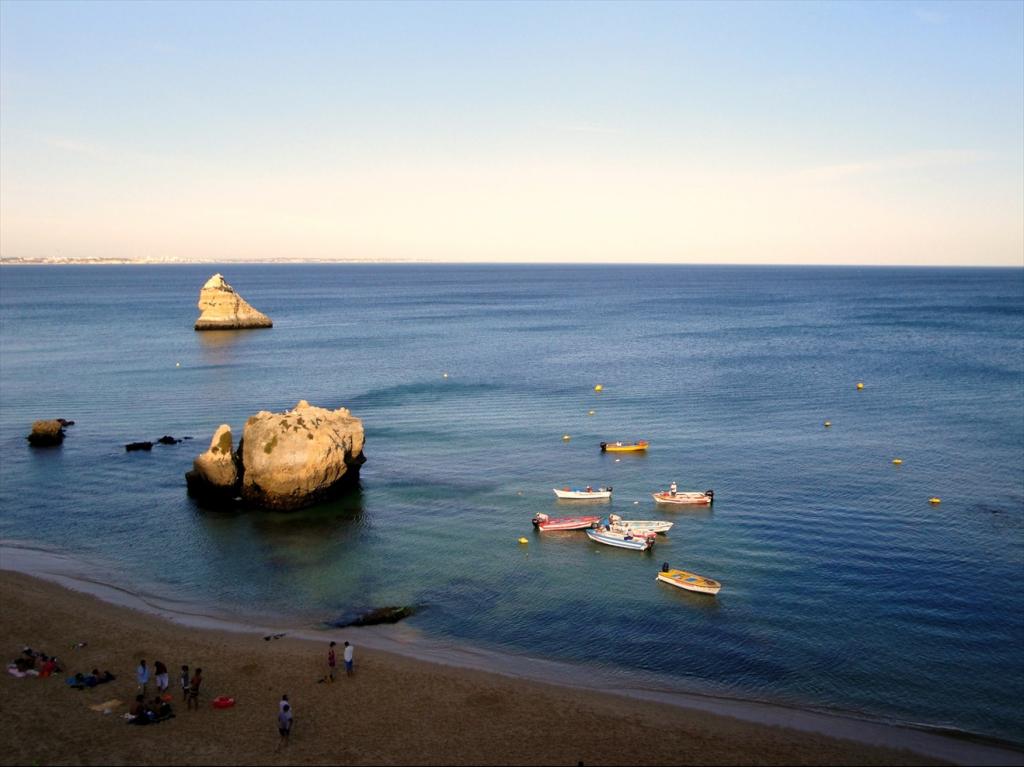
[128,694,152,724]
[38,656,57,678]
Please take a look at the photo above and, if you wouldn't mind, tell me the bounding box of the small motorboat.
[552,486,612,500]
[532,513,601,531]
[585,526,656,551]
[656,562,721,595]
[652,489,714,505]
[600,440,648,453]
[608,514,673,534]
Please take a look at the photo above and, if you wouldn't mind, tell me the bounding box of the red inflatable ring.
[212,696,235,709]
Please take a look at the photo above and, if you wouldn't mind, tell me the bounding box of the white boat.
[585,527,655,551]
[553,486,612,500]
[608,514,673,534]
[656,563,721,595]
[652,489,714,506]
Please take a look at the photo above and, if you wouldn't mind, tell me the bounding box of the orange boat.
[600,440,648,453]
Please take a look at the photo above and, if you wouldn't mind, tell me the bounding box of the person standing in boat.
[669,481,677,497]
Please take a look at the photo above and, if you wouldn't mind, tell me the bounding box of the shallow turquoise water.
[1,264,1022,742]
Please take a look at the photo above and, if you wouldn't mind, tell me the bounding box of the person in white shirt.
[343,641,354,676]
[277,703,292,748]
[669,481,677,496]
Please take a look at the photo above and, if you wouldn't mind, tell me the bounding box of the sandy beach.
[3,569,1016,767]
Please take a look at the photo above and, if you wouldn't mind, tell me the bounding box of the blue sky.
[1,0,1021,264]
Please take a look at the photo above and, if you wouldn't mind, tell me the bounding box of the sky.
[1,0,1022,265]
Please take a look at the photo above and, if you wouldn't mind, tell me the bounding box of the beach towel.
[89,699,122,713]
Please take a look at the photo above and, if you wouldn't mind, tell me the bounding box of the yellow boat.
[600,440,649,453]
[656,564,721,595]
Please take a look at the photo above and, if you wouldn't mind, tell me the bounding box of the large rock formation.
[194,273,273,331]
[186,402,365,511]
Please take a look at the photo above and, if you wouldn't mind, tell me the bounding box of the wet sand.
[0,569,1012,766]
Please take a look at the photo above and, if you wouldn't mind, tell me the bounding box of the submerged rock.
[125,441,153,452]
[186,402,365,511]
[194,273,272,331]
[27,420,65,447]
[329,606,417,628]
[156,435,182,445]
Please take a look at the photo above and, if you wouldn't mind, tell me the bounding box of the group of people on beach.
[7,646,61,677]
[130,658,203,723]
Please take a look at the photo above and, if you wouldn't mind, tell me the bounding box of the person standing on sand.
[136,659,150,695]
[186,667,202,710]
[327,641,337,682]
[180,665,189,701]
[277,703,292,748]
[344,641,354,677]
[154,660,169,694]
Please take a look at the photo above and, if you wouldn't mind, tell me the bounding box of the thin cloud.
[557,123,621,135]
[792,149,984,182]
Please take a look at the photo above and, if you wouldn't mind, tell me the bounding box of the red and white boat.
[652,489,714,506]
[532,512,601,531]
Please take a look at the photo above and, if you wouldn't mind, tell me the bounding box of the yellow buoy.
[594,384,603,392]
[824,421,831,428]
[856,382,864,390]
[518,537,529,544]
[562,434,571,441]
[929,497,941,504]
[588,410,595,416]
[892,458,903,465]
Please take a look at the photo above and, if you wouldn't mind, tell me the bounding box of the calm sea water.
[1,264,1022,742]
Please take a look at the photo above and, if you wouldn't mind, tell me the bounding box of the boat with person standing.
[652,488,713,506]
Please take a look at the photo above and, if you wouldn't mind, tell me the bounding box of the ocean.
[1,264,1021,743]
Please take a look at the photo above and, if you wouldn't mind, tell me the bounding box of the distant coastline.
[2,257,1021,268]
[0,256,428,266]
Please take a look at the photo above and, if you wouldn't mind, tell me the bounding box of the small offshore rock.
[194,273,272,331]
[56,418,75,427]
[185,424,241,505]
[156,435,181,445]
[125,441,153,452]
[27,420,65,447]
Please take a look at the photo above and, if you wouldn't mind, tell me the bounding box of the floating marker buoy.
[633,501,639,505]
[594,384,603,392]
[856,382,864,390]
[892,458,903,465]
[175,362,181,368]
[442,372,449,379]
[562,434,571,441]
[614,458,620,463]
[929,497,941,504]
[824,421,831,428]
[518,537,528,544]
[588,410,595,416]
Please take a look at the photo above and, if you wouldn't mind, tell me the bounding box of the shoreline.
[2,542,1021,766]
